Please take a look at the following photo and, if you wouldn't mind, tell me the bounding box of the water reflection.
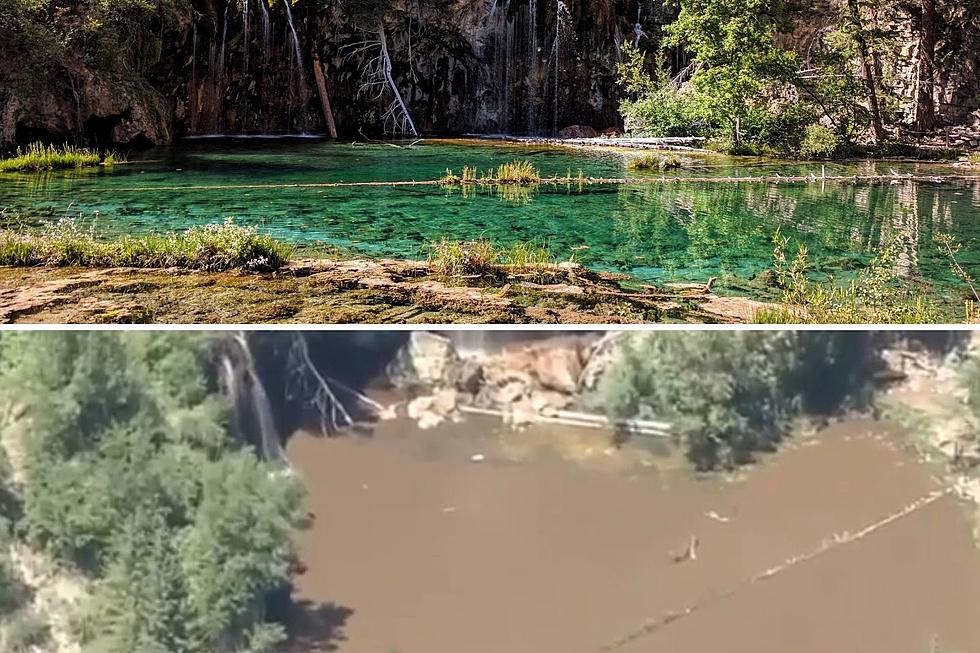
[1,142,978,297]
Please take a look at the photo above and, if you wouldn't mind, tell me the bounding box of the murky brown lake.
[285,416,980,653]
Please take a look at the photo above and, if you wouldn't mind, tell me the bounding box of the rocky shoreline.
[0,258,770,324]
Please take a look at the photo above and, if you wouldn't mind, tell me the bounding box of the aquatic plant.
[626,154,682,171]
[754,230,943,324]
[494,160,541,184]
[439,165,478,185]
[0,143,114,173]
[0,218,292,271]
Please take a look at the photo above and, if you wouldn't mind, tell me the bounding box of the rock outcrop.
[389,331,621,430]
[3,0,980,149]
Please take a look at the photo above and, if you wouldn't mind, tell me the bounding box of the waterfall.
[189,15,199,133]
[242,0,250,73]
[227,334,288,465]
[490,0,576,135]
[528,0,538,133]
[552,0,570,133]
[490,0,541,134]
[217,6,229,89]
[259,0,271,54]
[281,0,306,86]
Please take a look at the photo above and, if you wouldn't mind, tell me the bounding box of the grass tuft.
[426,237,555,276]
[0,218,291,271]
[502,240,552,272]
[0,143,122,172]
[494,160,541,184]
[426,237,499,276]
[627,153,682,171]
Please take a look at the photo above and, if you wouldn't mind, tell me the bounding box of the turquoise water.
[1,139,979,298]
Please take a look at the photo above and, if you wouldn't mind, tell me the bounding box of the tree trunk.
[378,22,418,136]
[914,0,938,132]
[847,0,886,144]
[312,51,338,139]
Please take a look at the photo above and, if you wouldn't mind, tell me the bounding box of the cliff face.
[1,0,979,149]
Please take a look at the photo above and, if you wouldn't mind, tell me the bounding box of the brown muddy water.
[284,416,980,653]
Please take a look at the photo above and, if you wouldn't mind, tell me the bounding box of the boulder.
[388,332,460,387]
[530,346,585,394]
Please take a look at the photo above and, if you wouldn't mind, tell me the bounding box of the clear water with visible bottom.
[2,138,978,303]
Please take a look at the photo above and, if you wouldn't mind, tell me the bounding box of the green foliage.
[616,45,705,137]
[755,229,943,323]
[0,143,113,172]
[1,0,186,75]
[799,124,844,159]
[664,0,800,142]
[960,355,980,426]
[0,332,305,653]
[600,332,875,469]
[0,218,293,271]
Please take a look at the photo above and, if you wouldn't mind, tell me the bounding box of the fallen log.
[459,404,672,437]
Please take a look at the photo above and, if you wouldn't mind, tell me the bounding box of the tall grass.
[441,160,541,185]
[0,143,119,172]
[753,229,943,324]
[426,237,553,276]
[426,237,499,276]
[0,218,292,271]
[494,160,540,184]
[502,240,552,272]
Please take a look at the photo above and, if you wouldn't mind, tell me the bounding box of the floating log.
[89,173,980,195]
[458,404,672,438]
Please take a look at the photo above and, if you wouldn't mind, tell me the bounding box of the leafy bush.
[799,124,844,159]
[616,45,706,137]
[600,332,876,470]
[0,218,292,271]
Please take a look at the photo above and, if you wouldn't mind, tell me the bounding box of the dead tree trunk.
[377,22,418,136]
[312,51,338,139]
[847,0,886,144]
[914,0,938,132]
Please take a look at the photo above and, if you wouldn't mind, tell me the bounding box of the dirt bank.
[284,416,980,653]
[0,259,767,324]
